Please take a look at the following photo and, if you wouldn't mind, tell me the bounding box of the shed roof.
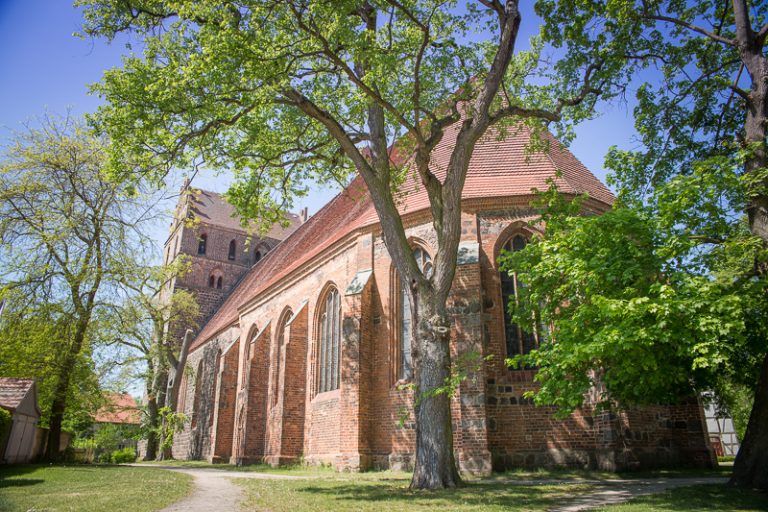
[0,378,36,413]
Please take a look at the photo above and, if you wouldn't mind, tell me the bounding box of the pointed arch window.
[198,234,207,255]
[209,350,222,428]
[209,275,215,288]
[273,309,292,405]
[398,247,433,381]
[254,251,262,264]
[228,239,236,260]
[216,276,223,289]
[318,287,341,394]
[191,361,203,428]
[500,234,539,359]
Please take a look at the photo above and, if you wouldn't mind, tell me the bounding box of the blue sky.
[0,1,639,240]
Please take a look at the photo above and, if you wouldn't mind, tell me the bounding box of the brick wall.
[211,339,239,462]
[174,197,713,474]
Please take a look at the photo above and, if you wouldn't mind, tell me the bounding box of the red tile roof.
[189,189,302,240]
[95,393,141,425]
[0,378,35,412]
[191,124,613,350]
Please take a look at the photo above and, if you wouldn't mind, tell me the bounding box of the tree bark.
[409,290,461,489]
[731,0,768,489]
[165,329,193,413]
[44,317,89,460]
[730,352,768,489]
[144,395,159,461]
[45,366,72,460]
[159,329,192,460]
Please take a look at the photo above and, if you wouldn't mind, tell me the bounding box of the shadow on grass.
[488,466,733,482]
[601,484,768,511]
[292,480,591,509]
[0,478,44,488]
[0,465,47,479]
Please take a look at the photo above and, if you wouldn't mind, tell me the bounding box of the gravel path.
[127,465,306,512]
[547,477,729,511]
[130,464,727,512]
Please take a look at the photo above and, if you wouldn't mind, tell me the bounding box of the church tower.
[162,179,302,334]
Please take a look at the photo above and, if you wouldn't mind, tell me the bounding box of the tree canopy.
[0,115,158,457]
[506,0,768,490]
[78,0,615,488]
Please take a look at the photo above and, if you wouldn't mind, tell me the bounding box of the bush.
[110,447,136,464]
[0,408,11,456]
[0,408,12,438]
[71,437,97,450]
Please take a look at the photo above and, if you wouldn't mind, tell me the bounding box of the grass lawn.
[234,474,596,512]
[487,466,734,482]
[0,464,193,512]
[139,458,333,477]
[599,484,768,511]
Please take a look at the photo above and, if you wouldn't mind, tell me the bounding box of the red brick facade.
[166,130,715,474]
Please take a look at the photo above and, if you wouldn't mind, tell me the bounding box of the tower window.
[254,251,262,264]
[198,234,207,255]
[209,275,215,288]
[216,276,223,289]
[228,239,236,260]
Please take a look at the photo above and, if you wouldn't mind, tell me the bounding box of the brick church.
[164,122,714,474]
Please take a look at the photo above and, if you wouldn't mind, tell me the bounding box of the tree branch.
[643,13,737,46]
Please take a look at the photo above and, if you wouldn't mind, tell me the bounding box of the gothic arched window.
[398,247,433,381]
[198,234,207,255]
[254,251,262,264]
[209,350,222,428]
[273,309,292,405]
[209,275,215,288]
[317,287,341,394]
[216,276,223,289]
[500,234,538,359]
[228,239,236,260]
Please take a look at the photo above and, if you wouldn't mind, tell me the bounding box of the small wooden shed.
[0,378,41,463]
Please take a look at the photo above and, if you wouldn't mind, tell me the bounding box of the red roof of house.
[95,393,141,425]
[0,378,35,412]
[189,189,302,240]
[191,123,613,350]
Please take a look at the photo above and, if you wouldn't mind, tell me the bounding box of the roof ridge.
[188,121,614,351]
[190,178,364,343]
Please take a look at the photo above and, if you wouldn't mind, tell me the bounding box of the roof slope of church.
[191,124,613,350]
[188,189,302,240]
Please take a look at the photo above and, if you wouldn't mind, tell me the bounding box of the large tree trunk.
[410,291,461,489]
[144,395,160,461]
[165,329,193,413]
[143,361,168,461]
[730,352,768,490]
[45,319,88,460]
[45,363,73,460]
[732,12,768,487]
[158,329,192,460]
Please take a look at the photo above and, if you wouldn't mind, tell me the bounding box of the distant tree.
[0,299,103,435]
[0,115,154,459]
[78,0,612,487]
[109,259,200,460]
